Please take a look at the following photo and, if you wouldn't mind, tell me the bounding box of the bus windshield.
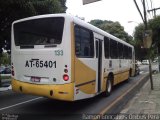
[14,17,64,46]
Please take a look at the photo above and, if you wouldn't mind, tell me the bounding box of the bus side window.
[96,41,98,58]
[75,26,81,56]
[123,45,126,59]
[74,25,94,58]
[124,45,129,59]
[104,37,110,59]
[128,47,132,59]
[110,39,118,59]
[118,42,123,59]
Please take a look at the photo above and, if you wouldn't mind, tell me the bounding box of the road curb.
[100,73,150,115]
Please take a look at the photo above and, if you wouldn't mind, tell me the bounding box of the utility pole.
[133,0,145,23]
[143,0,147,29]
[148,7,160,17]
[143,0,153,90]
[133,0,153,90]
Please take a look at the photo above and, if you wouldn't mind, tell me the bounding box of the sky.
[66,0,160,36]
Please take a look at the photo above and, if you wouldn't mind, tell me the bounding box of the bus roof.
[12,13,133,48]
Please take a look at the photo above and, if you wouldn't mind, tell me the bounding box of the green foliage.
[90,19,104,28]
[133,24,146,60]
[0,0,67,54]
[148,16,160,47]
[134,24,144,45]
[89,19,133,44]
[133,15,160,60]
[0,53,11,66]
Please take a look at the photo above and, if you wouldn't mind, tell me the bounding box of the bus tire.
[104,78,112,97]
[129,68,132,77]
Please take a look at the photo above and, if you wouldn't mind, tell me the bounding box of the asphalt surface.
[0,65,155,120]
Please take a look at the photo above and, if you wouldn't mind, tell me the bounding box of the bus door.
[95,39,103,93]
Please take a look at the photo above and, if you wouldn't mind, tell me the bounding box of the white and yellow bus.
[11,14,135,101]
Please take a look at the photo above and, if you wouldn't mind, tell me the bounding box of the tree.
[90,19,133,44]
[148,16,160,48]
[0,0,67,53]
[90,19,104,28]
[0,53,11,66]
[133,24,146,60]
[133,15,160,60]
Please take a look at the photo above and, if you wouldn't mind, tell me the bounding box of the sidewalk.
[120,73,160,114]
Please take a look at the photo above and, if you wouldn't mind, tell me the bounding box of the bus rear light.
[63,74,69,81]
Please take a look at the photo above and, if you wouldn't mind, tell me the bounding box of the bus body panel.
[11,14,135,101]
[11,14,76,101]
[12,50,66,84]
[75,58,96,94]
[12,14,72,85]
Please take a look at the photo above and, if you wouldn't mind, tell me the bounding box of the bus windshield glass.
[14,17,64,46]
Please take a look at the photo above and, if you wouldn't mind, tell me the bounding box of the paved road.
[0,65,153,120]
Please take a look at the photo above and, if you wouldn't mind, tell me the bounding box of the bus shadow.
[18,78,135,115]
[21,93,105,114]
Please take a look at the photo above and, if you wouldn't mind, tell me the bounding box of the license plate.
[31,76,41,82]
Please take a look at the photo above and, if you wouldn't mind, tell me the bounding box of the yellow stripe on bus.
[75,58,96,94]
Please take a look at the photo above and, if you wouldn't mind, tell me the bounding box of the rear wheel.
[129,68,132,77]
[104,78,112,97]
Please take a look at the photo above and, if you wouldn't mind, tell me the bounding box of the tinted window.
[118,42,123,59]
[104,37,110,58]
[128,47,132,59]
[75,25,94,58]
[14,17,64,46]
[96,41,98,58]
[124,45,129,59]
[110,39,118,59]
